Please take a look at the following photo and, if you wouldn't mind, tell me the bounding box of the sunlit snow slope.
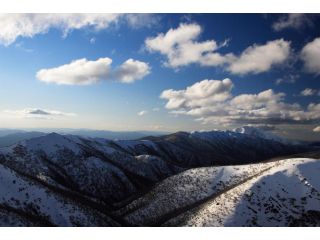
[161,158,320,226]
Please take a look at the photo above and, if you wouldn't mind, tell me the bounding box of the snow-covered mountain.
[163,158,320,227]
[118,158,320,227]
[0,163,120,226]
[0,130,318,226]
[233,126,289,144]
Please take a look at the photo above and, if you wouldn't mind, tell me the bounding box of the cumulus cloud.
[0,13,160,46]
[4,108,75,119]
[145,23,220,68]
[300,88,320,96]
[226,39,291,75]
[138,110,148,116]
[301,37,320,75]
[160,78,320,126]
[313,126,320,132]
[114,59,151,83]
[161,78,233,109]
[36,57,150,85]
[145,23,290,74]
[37,58,113,85]
[272,14,313,31]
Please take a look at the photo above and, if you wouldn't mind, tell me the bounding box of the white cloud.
[124,14,161,29]
[150,124,163,130]
[160,78,233,110]
[0,13,160,46]
[36,57,150,85]
[145,23,220,68]
[15,41,34,53]
[275,74,299,85]
[272,14,313,31]
[300,88,320,96]
[0,13,121,46]
[161,78,320,126]
[4,108,75,119]
[36,58,113,85]
[301,37,320,75]
[114,59,150,83]
[138,110,148,116]
[145,23,290,74]
[89,37,96,44]
[226,39,291,75]
[313,126,320,132]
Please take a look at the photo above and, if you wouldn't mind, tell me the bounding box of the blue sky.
[0,14,319,140]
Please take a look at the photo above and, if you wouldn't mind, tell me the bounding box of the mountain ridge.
[0,127,318,226]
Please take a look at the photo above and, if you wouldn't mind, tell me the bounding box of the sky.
[0,13,319,140]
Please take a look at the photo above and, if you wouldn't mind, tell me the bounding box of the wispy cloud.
[4,108,75,119]
[89,37,96,44]
[124,14,161,29]
[300,88,320,96]
[275,74,299,85]
[0,14,120,46]
[0,13,160,46]
[137,110,148,116]
[15,42,34,53]
[272,14,314,31]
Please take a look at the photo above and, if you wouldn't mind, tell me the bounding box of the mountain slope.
[115,160,276,226]
[0,129,318,226]
[137,130,312,167]
[162,158,320,226]
[0,133,179,206]
[0,163,120,226]
[114,158,320,227]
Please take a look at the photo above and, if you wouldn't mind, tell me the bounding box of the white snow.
[117,161,276,225]
[164,158,320,226]
[0,164,118,226]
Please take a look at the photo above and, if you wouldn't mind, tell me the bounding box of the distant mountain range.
[0,129,168,147]
[0,131,46,147]
[0,127,319,226]
[0,129,26,137]
[233,126,291,144]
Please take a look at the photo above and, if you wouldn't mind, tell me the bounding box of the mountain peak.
[232,126,287,143]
